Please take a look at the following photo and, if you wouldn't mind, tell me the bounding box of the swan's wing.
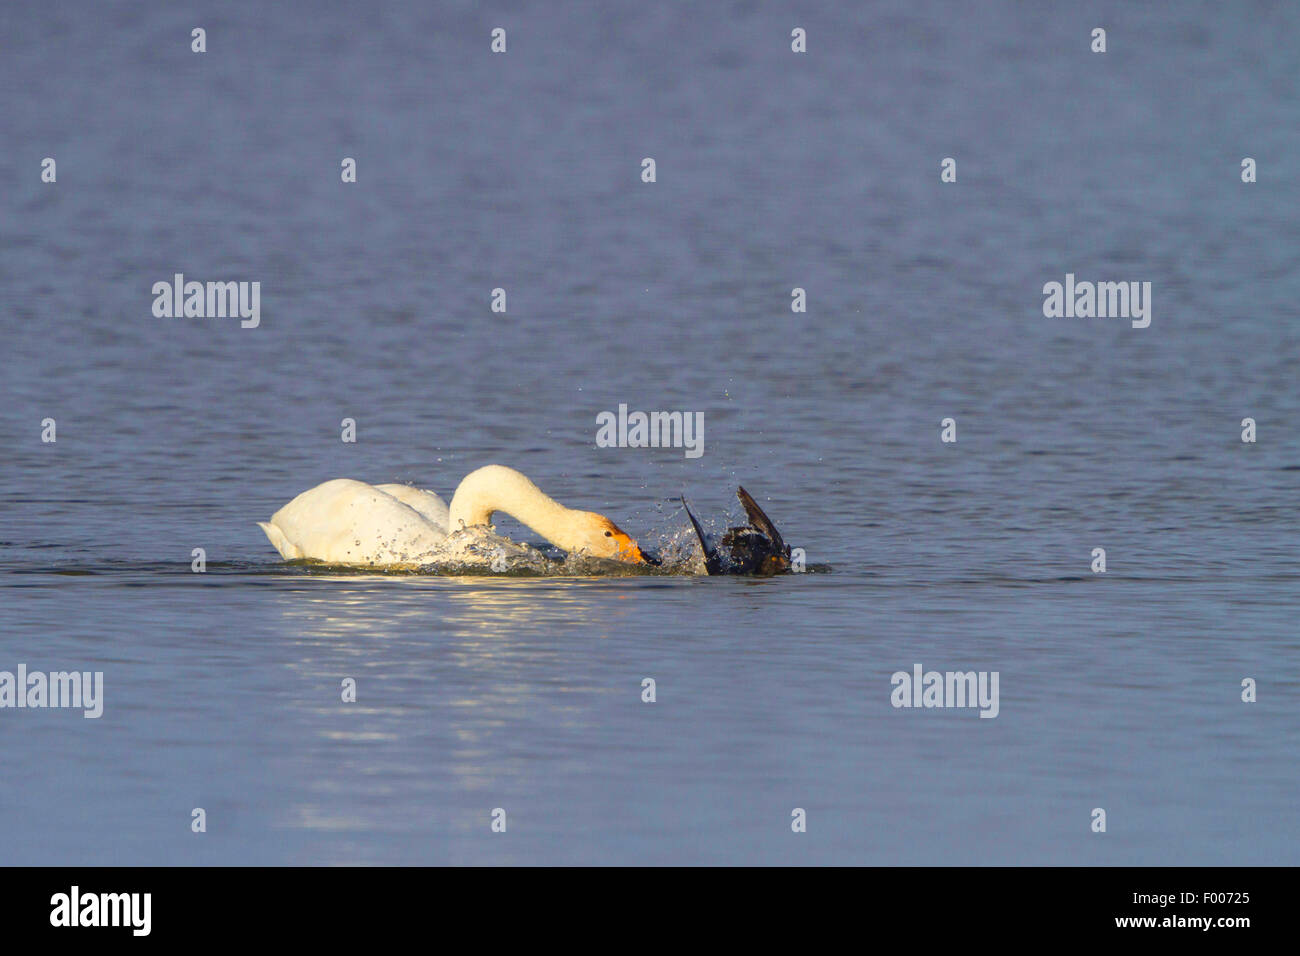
[261,479,446,566]
[373,483,449,532]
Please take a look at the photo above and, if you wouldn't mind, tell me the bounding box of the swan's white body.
[257,479,450,565]
[258,465,643,567]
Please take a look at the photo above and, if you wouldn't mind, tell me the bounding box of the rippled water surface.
[1,1,1297,864]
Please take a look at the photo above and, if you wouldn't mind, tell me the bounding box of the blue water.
[1,0,1297,864]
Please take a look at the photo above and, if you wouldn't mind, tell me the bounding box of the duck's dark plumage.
[683,486,792,576]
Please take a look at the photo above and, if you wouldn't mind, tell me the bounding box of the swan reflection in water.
[268,575,636,846]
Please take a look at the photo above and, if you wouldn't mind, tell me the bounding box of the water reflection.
[270,576,646,847]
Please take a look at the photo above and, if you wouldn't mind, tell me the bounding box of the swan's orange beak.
[610,531,646,564]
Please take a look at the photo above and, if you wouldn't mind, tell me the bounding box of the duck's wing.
[681,494,722,575]
[735,486,787,553]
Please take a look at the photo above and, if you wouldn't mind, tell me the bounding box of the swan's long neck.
[448,465,575,547]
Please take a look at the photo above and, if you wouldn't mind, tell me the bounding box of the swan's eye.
[604,531,613,537]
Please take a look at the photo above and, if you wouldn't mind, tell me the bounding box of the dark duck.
[682,486,792,575]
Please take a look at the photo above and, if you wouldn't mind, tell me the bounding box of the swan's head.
[568,513,646,564]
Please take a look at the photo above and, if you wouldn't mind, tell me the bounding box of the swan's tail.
[257,521,302,560]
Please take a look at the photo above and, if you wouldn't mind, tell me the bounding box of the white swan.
[258,464,645,567]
